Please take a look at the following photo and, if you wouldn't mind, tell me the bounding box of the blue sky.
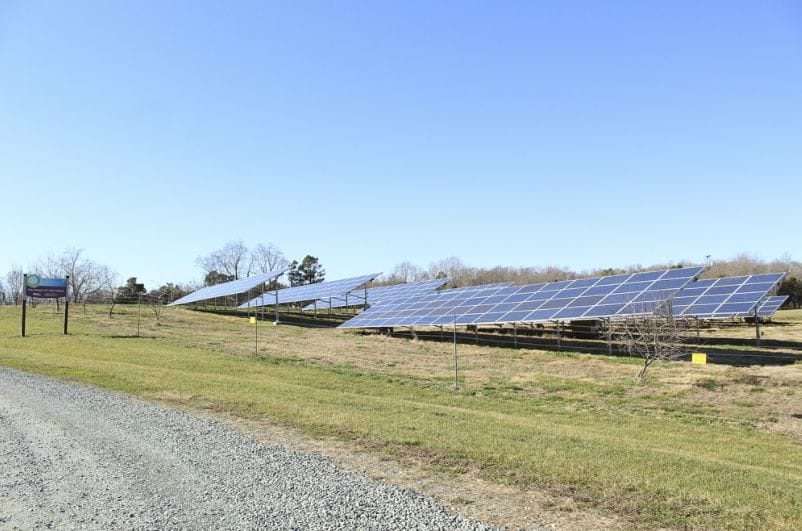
[1,1,800,287]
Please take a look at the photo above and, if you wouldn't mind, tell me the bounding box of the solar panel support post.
[253,289,258,357]
[754,306,761,347]
[695,317,700,343]
[453,314,458,389]
[606,319,612,355]
[328,297,332,315]
[513,322,518,349]
[274,290,279,325]
[313,300,317,318]
[556,321,562,352]
[137,293,142,337]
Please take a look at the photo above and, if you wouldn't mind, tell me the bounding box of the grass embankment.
[1,304,801,529]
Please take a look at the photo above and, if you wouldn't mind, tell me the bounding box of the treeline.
[195,241,325,288]
[0,248,197,307]
[0,241,328,307]
[3,247,801,310]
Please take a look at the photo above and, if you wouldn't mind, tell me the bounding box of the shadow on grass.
[358,328,802,367]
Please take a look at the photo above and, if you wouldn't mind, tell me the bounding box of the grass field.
[1,303,801,529]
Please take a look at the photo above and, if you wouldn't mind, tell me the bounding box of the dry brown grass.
[94,305,802,445]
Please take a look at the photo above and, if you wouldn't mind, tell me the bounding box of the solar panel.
[169,268,289,306]
[239,273,381,308]
[754,295,788,318]
[340,267,704,329]
[301,278,450,311]
[672,273,786,318]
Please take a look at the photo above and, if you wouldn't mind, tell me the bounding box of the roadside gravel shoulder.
[0,368,495,530]
[189,404,626,531]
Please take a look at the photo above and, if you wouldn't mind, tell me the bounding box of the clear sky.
[1,1,800,288]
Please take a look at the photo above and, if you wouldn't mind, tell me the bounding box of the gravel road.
[0,368,492,530]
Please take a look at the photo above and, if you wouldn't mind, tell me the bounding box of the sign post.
[21,274,69,337]
[63,275,70,335]
[21,274,27,337]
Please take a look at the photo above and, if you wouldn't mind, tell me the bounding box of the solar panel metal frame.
[753,295,789,318]
[340,267,704,329]
[168,268,289,306]
[239,273,381,308]
[671,273,786,319]
[301,278,450,311]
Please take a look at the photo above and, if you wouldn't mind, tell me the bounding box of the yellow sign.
[249,317,256,324]
[692,353,707,365]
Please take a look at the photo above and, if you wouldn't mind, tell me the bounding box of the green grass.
[1,305,801,529]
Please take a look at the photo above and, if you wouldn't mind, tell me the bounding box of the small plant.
[696,378,723,391]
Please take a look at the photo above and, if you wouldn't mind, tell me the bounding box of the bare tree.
[82,264,116,313]
[390,261,428,283]
[196,240,252,280]
[5,266,24,305]
[47,248,117,304]
[428,256,468,286]
[149,293,167,325]
[251,243,288,273]
[610,305,691,378]
[35,252,63,278]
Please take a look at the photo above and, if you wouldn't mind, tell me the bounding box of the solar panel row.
[671,273,785,318]
[239,273,381,308]
[302,278,450,311]
[340,267,705,329]
[168,268,289,306]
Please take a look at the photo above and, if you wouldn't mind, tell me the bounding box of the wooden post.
[63,275,70,335]
[21,274,27,337]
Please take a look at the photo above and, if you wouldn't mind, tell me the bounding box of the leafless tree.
[149,293,167,325]
[45,248,117,305]
[35,252,63,279]
[196,240,252,280]
[5,266,24,305]
[609,304,691,378]
[251,243,288,274]
[390,261,428,283]
[80,265,117,314]
[428,256,469,286]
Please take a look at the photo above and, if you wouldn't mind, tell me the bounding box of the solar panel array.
[671,273,785,318]
[169,268,289,306]
[239,273,381,308]
[755,295,789,318]
[340,267,704,329]
[302,278,450,311]
[333,282,514,313]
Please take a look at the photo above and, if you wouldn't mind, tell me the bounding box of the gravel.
[0,368,493,530]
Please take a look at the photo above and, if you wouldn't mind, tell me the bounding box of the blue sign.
[25,275,68,298]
